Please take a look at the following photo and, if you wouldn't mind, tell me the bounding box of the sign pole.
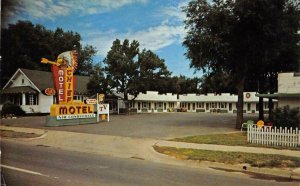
[107,104,110,122]
[96,93,99,123]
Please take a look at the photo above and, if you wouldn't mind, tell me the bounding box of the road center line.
[0,164,49,177]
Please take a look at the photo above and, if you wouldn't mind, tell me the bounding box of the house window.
[25,94,38,105]
[22,79,25,84]
[7,94,22,105]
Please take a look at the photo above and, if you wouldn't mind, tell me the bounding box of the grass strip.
[171,132,300,151]
[154,146,300,168]
[0,129,40,138]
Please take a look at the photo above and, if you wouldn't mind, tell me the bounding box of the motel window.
[247,103,251,111]
[169,102,174,108]
[138,102,141,110]
[210,103,217,108]
[142,102,147,108]
[264,102,268,109]
[130,101,135,108]
[158,102,163,108]
[25,94,38,105]
[220,103,227,109]
[199,102,204,108]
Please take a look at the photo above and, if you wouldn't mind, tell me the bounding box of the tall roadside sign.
[41,50,96,126]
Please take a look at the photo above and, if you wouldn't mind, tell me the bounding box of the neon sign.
[41,51,95,120]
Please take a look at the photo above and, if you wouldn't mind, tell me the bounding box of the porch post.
[22,93,26,105]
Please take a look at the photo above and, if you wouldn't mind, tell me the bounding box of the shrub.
[273,106,300,129]
[1,103,26,116]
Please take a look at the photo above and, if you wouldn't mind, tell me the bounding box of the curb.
[0,126,48,140]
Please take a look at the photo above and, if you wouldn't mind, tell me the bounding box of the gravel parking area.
[1,113,257,139]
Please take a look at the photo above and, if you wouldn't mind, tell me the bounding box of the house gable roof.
[3,68,90,94]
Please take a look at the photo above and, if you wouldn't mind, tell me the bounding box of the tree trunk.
[259,97,264,120]
[268,73,276,121]
[236,78,245,129]
[124,89,129,115]
[258,76,264,120]
[268,99,273,121]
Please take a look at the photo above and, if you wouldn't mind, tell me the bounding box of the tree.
[104,39,140,108]
[104,39,172,111]
[1,21,97,87]
[87,63,110,95]
[183,0,300,129]
[138,49,171,93]
[198,70,235,94]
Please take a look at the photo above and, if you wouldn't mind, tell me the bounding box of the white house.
[1,68,90,113]
[277,72,300,108]
[256,72,300,109]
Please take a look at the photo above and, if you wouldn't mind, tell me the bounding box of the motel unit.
[131,91,275,114]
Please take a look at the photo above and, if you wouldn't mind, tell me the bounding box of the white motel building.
[129,91,273,114]
[2,68,299,114]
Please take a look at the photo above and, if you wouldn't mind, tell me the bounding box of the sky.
[3,0,200,77]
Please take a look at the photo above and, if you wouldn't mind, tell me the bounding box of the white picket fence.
[247,126,300,147]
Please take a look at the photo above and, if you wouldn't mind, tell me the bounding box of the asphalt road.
[2,141,298,186]
[1,113,257,139]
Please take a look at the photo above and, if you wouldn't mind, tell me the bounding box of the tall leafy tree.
[104,39,172,111]
[183,0,300,128]
[138,49,171,92]
[104,39,140,104]
[1,20,97,87]
[87,63,109,95]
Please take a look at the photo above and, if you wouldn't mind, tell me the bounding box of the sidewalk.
[1,126,300,179]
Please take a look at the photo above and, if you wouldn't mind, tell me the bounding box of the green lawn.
[154,146,300,168]
[171,132,300,151]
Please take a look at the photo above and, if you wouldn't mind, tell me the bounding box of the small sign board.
[86,99,97,104]
[97,103,110,122]
[98,104,109,114]
[44,88,56,96]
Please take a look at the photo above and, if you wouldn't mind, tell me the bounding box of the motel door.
[138,102,141,110]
